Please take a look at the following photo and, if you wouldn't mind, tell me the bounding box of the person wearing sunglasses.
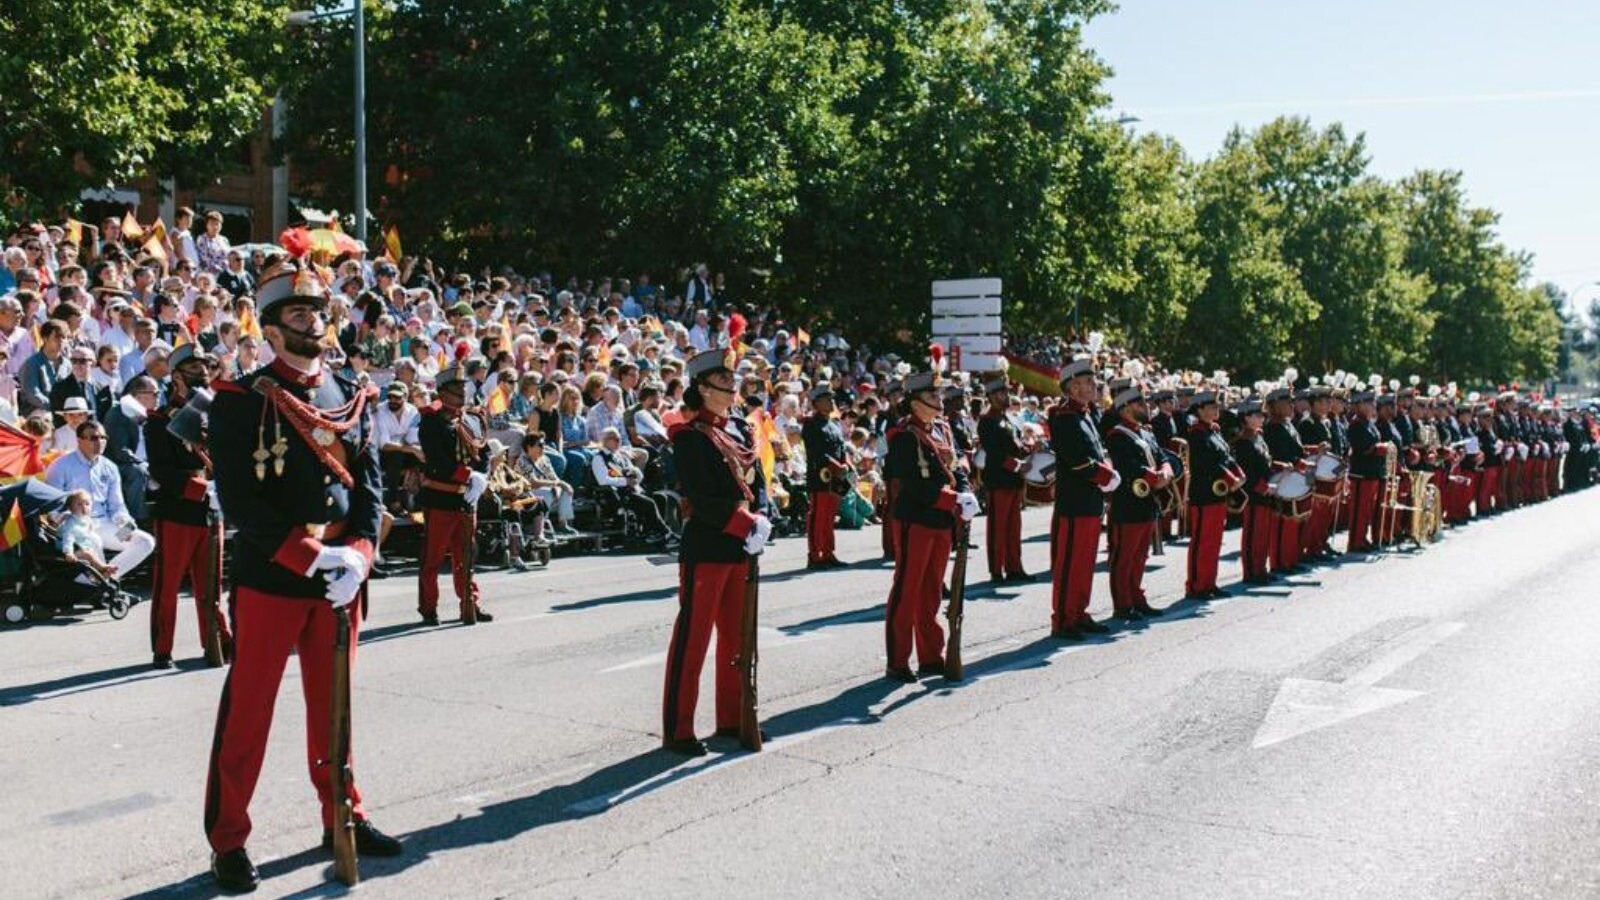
[44,420,155,585]
[49,344,111,422]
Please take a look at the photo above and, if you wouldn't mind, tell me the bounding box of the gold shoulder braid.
[251,379,374,488]
[692,418,758,502]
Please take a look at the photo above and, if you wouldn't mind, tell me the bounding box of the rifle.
[327,604,359,886]
[944,519,969,682]
[201,524,225,667]
[737,556,762,751]
[460,503,479,624]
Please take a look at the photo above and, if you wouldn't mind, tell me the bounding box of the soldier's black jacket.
[1151,411,1177,448]
[1376,416,1406,469]
[1295,416,1332,452]
[1231,430,1274,500]
[418,404,488,512]
[1264,418,1306,466]
[801,412,847,493]
[672,409,767,564]
[145,392,215,528]
[978,410,1027,491]
[1347,414,1388,479]
[1394,409,1416,447]
[1049,399,1112,519]
[1328,415,1351,456]
[1477,420,1503,468]
[209,359,381,600]
[1105,420,1163,524]
[1185,421,1239,507]
[887,417,962,530]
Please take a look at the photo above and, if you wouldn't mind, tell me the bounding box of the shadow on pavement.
[0,662,183,707]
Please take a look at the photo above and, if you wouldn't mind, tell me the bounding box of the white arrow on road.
[1253,621,1464,749]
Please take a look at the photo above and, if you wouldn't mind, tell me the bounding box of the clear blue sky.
[1085,0,1600,308]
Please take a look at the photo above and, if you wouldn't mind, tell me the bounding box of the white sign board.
[931,277,1002,373]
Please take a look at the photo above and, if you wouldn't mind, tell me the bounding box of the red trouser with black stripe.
[1184,503,1226,595]
[1050,514,1101,631]
[985,487,1024,579]
[419,508,479,616]
[662,560,747,741]
[885,522,950,670]
[1301,490,1336,557]
[204,587,365,853]
[1272,509,1302,573]
[807,490,840,564]
[1108,521,1153,612]
[1241,500,1276,579]
[1478,467,1500,515]
[150,520,230,658]
[1345,478,1382,551]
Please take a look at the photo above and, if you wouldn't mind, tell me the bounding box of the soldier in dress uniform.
[1231,399,1276,582]
[1344,389,1389,552]
[1295,385,1337,560]
[801,384,848,569]
[145,343,231,669]
[661,348,771,756]
[1148,388,1181,540]
[202,262,399,894]
[416,365,493,625]
[978,377,1030,583]
[1103,380,1171,620]
[1183,390,1244,600]
[1373,393,1406,544]
[1048,357,1117,641]
[1262,387,1310,572]
[882,371,977,681]
[1475,404,1504,515]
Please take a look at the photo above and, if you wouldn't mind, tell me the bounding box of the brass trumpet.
[1212,477,1232,497]
[1131,478,1151,498]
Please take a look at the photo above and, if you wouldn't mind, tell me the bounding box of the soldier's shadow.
[366,638,1073,880]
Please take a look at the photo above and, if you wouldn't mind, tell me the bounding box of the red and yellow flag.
[142,219,168,262]
[486,383,511,417]
[121,212,144,242]
[384,225,403,262]
[1007,356,1061,397]
[0,502,25,552]
[65,219,84,246]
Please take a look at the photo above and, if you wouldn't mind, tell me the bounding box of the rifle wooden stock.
[328,605,359,886]
[944,520,969,682]
[738,557,762,751]
[461,510,479,624]
[201,525,224,667]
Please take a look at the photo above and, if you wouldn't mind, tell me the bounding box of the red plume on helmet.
[728,312,748,343]
[929,341,945,373]
[455,340,472,362]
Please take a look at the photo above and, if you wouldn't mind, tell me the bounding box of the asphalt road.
[5,490,1600,900]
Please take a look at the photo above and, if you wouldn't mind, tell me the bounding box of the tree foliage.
[0,0,291,226]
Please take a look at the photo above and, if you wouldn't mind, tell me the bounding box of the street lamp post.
[288,4,367,244]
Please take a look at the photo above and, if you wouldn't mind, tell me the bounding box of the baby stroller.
[0,481,141,625]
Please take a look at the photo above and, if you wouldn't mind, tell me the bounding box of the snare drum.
[1269,469,1313,519]
[1310,452,1348,483]
[1022,450,1057,486]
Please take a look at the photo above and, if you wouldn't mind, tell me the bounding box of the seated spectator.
[374,382,423,510]
[57,489,116,582]
[90,344,123,397]
[590,427,672,547]
[514,434,577,535]
[50,397,93,453]
[19,316,67,416]
[50,344,110,422]
[105,376,157,520]
[44,419,155,579]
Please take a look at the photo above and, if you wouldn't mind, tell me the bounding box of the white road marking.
[599,627,828,674]
[1253,621,1464,749]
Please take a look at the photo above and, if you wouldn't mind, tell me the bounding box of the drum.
[1461,436,1480,455]
[1269,469,1313,519]
[1308,452,1346,483]
[1022,450,1057,486]
[1159,446,1185,482]
[1021,450,1056,507]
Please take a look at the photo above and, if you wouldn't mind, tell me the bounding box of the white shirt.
[374,401,421,448]
[688,324,710,352]
[633,407,668,445]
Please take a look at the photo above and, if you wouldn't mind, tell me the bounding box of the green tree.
[0,0,291,227]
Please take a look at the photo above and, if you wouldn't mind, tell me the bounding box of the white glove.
[1098,469,1122,494]
[207,484,222,515]
[1517,443,1529,460]
[323,567,362,608]
[308,545,366,580]
[743,514,773,556]
[955,491,980,522]
[464,470,489,506]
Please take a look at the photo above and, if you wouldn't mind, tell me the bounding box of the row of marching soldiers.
[664,352,1600,757]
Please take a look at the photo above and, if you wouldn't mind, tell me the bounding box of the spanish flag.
[142,219,168,263]
[795,328,810,348]
[121,212,144,242]
[384,225,403,262]
[65,219,84,246]
[1008,356,1061,397]
[486,382,511,417]
[0,502,25,553]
